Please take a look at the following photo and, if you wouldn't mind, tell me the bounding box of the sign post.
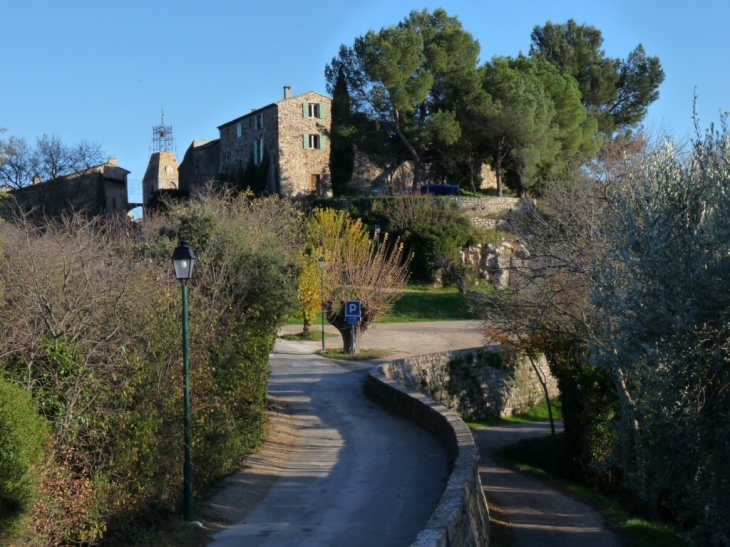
[345,300,361,356]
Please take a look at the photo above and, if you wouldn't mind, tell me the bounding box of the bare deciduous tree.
[0,133,105,189]
[307,208,410,354]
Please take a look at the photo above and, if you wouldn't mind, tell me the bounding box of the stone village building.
[177,85,498,199]
[6,158,132,217]
[179,87,332,197]
[5,86,496,218]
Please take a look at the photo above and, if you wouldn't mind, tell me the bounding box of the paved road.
[209,342,449,547]
[208,321,622,546]
[473,423,621,547]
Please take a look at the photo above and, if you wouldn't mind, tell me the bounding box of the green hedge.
[0,378,48,543]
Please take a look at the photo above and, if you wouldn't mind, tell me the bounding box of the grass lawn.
[465,398,562,428]
[284,286,481,326]
[316,348,391,361]
[279,330,337,341]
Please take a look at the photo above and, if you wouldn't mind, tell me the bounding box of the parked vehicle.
[420,184,460,196]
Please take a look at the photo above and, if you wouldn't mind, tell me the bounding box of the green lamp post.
[172,240,196,522]
[317,256,326,351]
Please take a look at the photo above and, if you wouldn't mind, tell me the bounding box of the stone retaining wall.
[383,347,558,420]
[365,346,559,546]
[450,197,521,217]
[365,367,490,547]
[439,197,532,232]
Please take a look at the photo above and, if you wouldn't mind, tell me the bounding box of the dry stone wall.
[383,347,558,420]
[365,345,559,546]
[276,91,331,196]
[218,91,331,196]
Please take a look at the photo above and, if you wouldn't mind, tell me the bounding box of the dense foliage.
[0,379,49,543]
[325,9,663,195]
[529,20,665,134]
[473,118,730,544]
[329,66,356,196]
[376,195,481,289]
[592,118,730,544]
[0,190,301,544]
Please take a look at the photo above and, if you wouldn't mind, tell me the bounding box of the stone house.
[6,158,132,217]
[177,139,220,196]
[180,87,332,198]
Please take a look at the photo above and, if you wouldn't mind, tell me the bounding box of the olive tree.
[592,115,730,543]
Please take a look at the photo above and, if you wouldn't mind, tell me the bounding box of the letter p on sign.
[345,300,361,319]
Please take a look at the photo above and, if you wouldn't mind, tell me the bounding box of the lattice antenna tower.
[152,109,174,153]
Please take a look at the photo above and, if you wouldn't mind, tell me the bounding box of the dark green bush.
[542,338,621,490]
[0,378,48,542]
[404,216,479,285]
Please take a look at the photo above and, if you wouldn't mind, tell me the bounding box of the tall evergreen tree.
[529,20,664,134]
[329,67,355,196]
[480,58,559,196]
[325,8,482,189]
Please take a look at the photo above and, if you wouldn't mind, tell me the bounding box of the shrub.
[0,378,48,542]
[0,189,303,543]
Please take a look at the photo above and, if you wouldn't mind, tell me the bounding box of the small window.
[236,122,242,138]
[303,102,327,119]
[303,134,327,150]
[253,139,264,165]
[252,113,265,130]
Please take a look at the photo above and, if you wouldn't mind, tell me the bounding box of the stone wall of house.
[8,160,130,217]
[178,139,220,196]
[276,91,331,197]
[104,179,128,214]
[350,154,498,196]
[218,103,279,193]
[218,91,332,197]
[382,347,559,420]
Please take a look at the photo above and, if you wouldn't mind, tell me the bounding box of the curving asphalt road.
[209,341,450,547]
[208,321,622,547]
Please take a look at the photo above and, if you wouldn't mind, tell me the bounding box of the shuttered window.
[303,102,328,119]
[303,134,327,150]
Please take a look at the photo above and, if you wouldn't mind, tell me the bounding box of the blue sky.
[1,0,727,202]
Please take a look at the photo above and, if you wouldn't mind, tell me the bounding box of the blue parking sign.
[345,300,361,321]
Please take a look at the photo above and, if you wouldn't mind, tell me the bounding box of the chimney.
[284,86,291,99]
[108,157,118,166]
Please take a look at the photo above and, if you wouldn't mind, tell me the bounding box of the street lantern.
[171,240,196,522]
[172,240,196,281]
[317,257,326,351]
[374,224,381,253]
